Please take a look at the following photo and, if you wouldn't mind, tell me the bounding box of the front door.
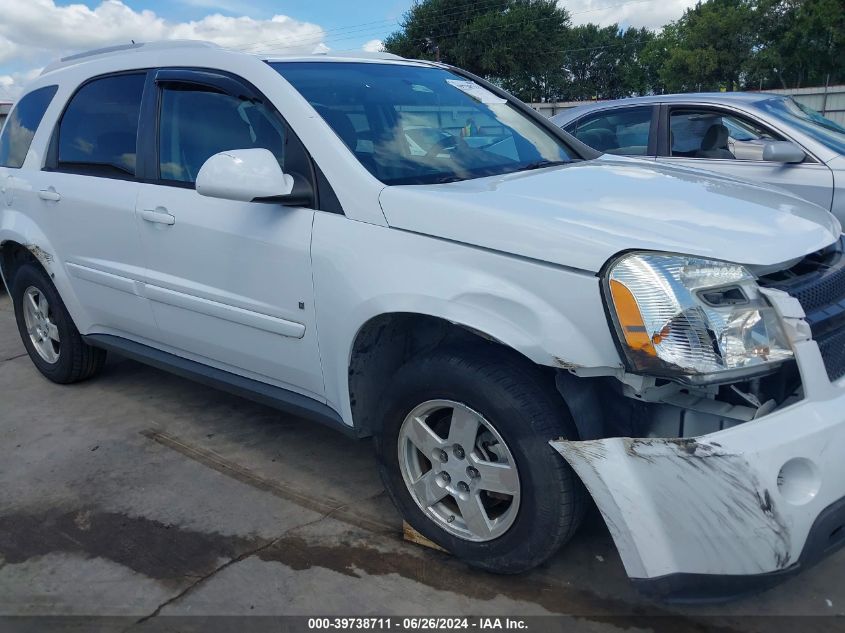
[135,69,324,398]
[656,106,834,211]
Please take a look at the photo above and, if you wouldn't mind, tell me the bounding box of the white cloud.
[563,0,699,29]
[362,39,384,53]
[0,67,42,101]
[0,0,327,97]
[0,35,18,65]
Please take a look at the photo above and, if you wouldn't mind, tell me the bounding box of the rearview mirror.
[196,149,294,202]
[762,140,805,164]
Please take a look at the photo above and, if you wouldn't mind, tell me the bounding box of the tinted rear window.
[57,73,145,177]
[0,85,58,168]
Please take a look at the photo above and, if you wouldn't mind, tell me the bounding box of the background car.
[551,93,845,224]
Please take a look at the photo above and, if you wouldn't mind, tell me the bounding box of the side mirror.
[762,140,805,164]
[196,149,296,202]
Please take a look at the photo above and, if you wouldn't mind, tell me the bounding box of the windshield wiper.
[428,174,468,184]
[518,159,569,172]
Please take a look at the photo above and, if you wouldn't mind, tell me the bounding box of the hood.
[379,156,840,273]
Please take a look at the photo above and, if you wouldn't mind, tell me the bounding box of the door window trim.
[43,69,151,181]
[657,103,820,165]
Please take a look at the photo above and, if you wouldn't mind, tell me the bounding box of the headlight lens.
[605,252,793,382]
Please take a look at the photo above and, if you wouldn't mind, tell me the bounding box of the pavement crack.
[1,352,27,363]
[131,536,280,626]
[129,505,348,628]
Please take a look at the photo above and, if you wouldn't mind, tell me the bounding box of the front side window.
[572,107,652,155]
[272,62,574,186]
[669,109,781,161]
[158,87,286,184]
[57,74,145,177]
[0,85,58,168]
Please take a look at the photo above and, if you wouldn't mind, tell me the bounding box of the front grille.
[759,238,845,383]
[789,264,845,317]
[816,327,845,382]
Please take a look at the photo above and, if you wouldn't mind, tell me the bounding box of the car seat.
[696,124,735,159]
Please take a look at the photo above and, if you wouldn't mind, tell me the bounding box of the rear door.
[24,72,158,340]
[134,69,324,398]
[656,104,834,211]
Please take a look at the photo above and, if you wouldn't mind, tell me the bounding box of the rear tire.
[375,345,585,573]
[12,263,106,384]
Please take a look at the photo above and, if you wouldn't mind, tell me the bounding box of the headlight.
[604,252,793,383]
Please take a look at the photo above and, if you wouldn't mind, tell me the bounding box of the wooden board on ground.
[403,521,449,554]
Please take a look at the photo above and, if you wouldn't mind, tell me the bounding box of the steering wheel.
[425,134,469,158]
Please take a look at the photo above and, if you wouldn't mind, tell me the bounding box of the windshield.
[271,62,574,185]
[758,97,845,156]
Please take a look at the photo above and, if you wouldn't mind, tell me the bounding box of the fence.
[529,84,845,126]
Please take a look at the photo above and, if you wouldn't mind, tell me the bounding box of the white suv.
[2,41,845,601]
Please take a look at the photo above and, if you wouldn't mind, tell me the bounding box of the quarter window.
[158,87,286,184]
[0,85,58,168]
[669,109,782,161]
[572,107,652,155]
[57,73,145,177]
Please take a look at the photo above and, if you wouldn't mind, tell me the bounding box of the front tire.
[12,263,106,384]
[375,346,585,573]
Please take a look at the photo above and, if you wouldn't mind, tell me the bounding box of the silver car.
[551,93,845,223]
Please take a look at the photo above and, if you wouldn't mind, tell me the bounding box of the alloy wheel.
[22,286,61,364]
[398,399,521,542]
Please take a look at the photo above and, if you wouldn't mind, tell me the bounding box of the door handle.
[140,207,175,225]
[38,188,61,202]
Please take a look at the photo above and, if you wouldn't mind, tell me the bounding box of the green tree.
[751,0,845,88]
[657,0,756,92]
[556,25,656,100]
[384,0,844,102]
[383,0,570,102]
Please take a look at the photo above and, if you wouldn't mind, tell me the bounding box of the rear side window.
[572,107,652,155]
[0,85,58,168]
[57,73,145,177]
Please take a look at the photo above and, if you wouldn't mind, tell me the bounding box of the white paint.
[196,149,294,202]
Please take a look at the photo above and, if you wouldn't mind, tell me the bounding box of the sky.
[0,0,700,101]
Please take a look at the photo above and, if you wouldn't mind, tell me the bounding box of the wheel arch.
[346,311,564,438]
[0,218,85,329]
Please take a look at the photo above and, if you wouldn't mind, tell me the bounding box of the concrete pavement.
[0,289,843,631]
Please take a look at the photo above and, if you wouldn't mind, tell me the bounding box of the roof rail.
[41,40,220,75]
[308,50,404,61]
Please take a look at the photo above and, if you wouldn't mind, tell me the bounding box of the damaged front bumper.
[552,304,845,601]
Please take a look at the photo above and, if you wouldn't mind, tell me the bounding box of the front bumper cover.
[633,495,845,603]
[551,290,845,602]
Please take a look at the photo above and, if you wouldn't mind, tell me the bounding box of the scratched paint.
[25,244,53,268]
[551,436,792,580]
